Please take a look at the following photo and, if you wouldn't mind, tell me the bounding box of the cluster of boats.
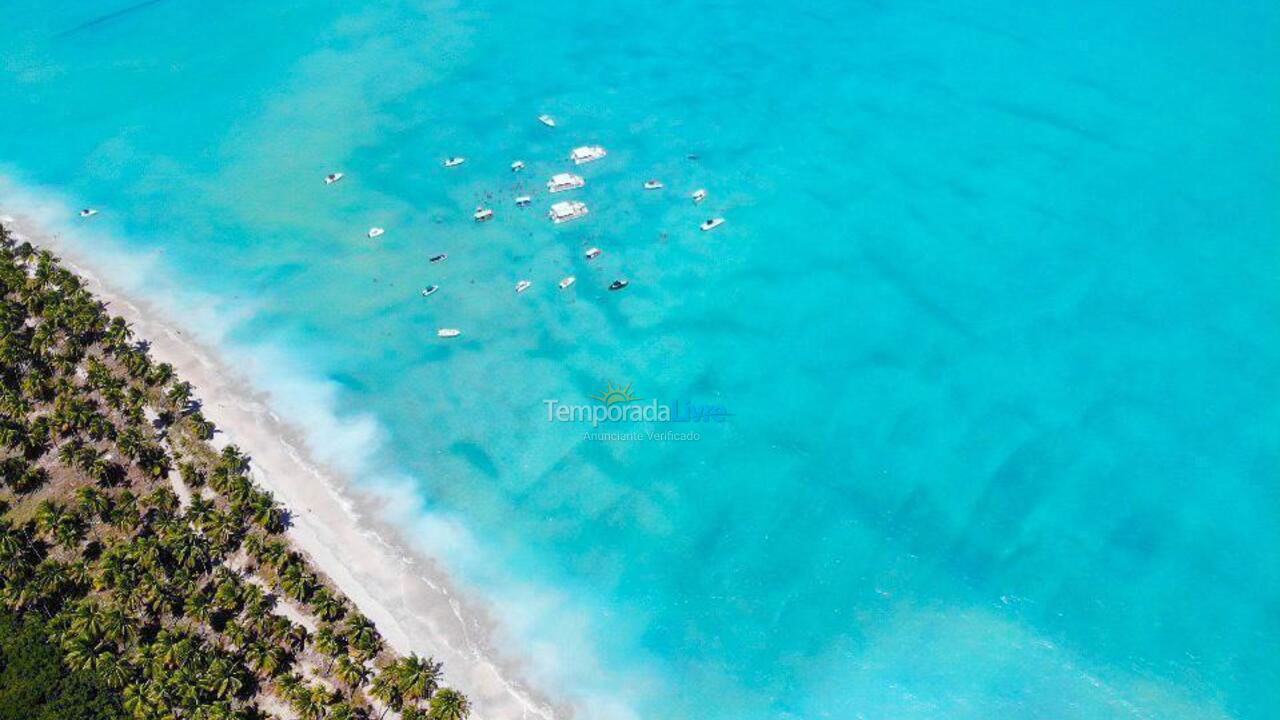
[319,114,728,340]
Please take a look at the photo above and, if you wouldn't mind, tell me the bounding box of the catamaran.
[584,247,602,260]
[547,173,585,193]
[570,145,607,165]
[549,200,589,224]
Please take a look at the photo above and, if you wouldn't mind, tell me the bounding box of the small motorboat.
[548,200,589,224]
[609,279,629,291]
[515,280,532,293]
[584,247,602,260]
[368,227,385,238]
[511,160,525,172]
[643,179,664,190]
[421,285,439,297]
[429,253,448,263]
[324,172,344,185]
[443,157,466,168]
[474,207,494,222]
[700,217,725,232]
[558,276,576,290]
[570,145,607,165]
[538,114,556,127]
[437,328,462,338]
[691,189,708,204]
[79,208,98,218]
[515,195,532,207]
[547,172,585,193]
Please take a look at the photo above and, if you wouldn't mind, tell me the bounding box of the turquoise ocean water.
[3,1,1278,717]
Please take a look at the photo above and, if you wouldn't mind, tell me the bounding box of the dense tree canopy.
[0,223,469,719]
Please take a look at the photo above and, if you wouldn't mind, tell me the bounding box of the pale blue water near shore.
[3,1,1279,717]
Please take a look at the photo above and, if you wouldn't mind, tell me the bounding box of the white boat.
[700,217,725,232]
[515,280,532,293]
[443,157,466,168]
[643,179,664,190]
[437,328,461,338]
[474,207,494,222]
[538,114,556,127]
[609,279,629,291]
[558,276,576,289]
[368,227,385,238]
[584,247,602,260]
[421,285,439,297]
[79,208,98,218]
[549,200,589,224]
[515,195,532,207]
[324,172,344,185]
[570,145,607,165]
[547,172,585,193]
[511,160,525,172]
[691,189,707,204]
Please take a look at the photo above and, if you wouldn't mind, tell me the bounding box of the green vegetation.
[0,222,469,719]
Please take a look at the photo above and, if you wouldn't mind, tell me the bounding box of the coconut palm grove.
[0,221,470,719]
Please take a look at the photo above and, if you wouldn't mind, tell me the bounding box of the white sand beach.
[1,211,567,720]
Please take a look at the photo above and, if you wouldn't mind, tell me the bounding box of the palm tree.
[428,689,471,720]
[75,485,112,520]
[333,655,370,691]
[395,654,442,703]
[369,669,404,719]
[311,587,347,622]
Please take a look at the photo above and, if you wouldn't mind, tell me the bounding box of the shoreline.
[1,210,567,720]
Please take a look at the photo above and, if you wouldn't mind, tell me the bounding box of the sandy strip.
[2,212,566,720]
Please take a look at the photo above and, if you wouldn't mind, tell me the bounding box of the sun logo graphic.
[592,382,641,405]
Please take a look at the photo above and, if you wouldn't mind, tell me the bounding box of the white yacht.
[570,145,607,165]
[549,200,589,224]
[367,227,385,238]
[324,172,344,185]
[79,208,98,218]
[538,114,556,127]
[584,247,602,260]
[443,157,466,168]
[700,217,725,232]
[515,195,532,207]
[515,280,532,293]
[474,207,494,222]
[437,328,461,338]
[421,285,439,297]
[691,188,708,204]
[558,276,576,289]
[644,179,664,190]
[547,172,585,193]
[511,160,525,172]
